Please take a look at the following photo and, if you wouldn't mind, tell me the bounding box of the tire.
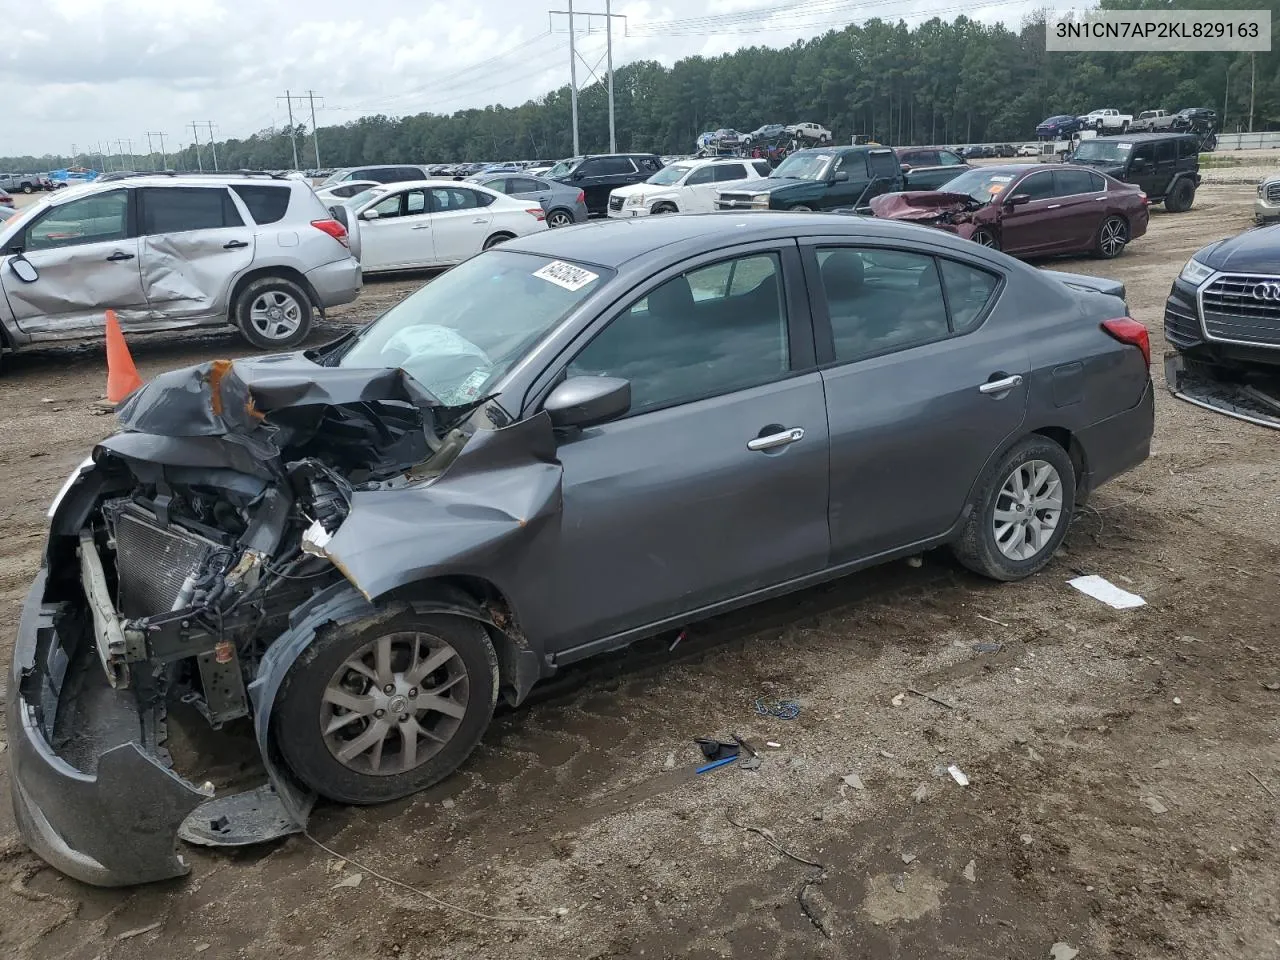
[951,435,1076,582]
[274,610,498,804]
[1094,215,1128,259]
[1164,179,1195,213]
[483,232,514,250]
[971,228,1000,250]
[21,184,32,194]
[546,209,575,228]
[233,275,314,350]
[791,204,814,212]
[1120,121,1130,133]
[651,202,678,215]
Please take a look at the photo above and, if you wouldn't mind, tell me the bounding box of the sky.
[2,0,1061,159]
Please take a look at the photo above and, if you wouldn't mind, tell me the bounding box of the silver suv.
[0,173,362,361]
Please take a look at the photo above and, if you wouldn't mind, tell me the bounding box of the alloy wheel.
[1100,218,1127,257]
[248,290,304,341]
[320,631,469,776]
[548,211,573,228]
[992,459,1063,561]
[973,230,998,248]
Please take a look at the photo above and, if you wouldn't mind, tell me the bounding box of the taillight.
[526,207,546,221]
[1101,317,1150,368]
[311,218,349,247]
[576,190,585,205]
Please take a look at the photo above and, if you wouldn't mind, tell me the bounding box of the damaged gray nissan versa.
[12,213,1155,885]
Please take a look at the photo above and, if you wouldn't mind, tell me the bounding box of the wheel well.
[486,232,516,246]
[652,201,678,213]
[227,266,319,323]
[1034,427,1090,502]
[547,206,573,220]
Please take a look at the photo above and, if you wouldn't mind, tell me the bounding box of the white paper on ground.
[1068,574,1146,609]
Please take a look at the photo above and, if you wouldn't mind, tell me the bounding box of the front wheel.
[234,276,314,350]
[483,232,514,250]
[791,204,814,212]
[274,610,498,804]
[1094,216,1128,259]
[951,436,1076,581]
[21,184,32,194]
[971,228,1000,250]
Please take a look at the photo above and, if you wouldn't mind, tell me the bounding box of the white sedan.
[346,180,548,274]
[315,179,380,204]
[607,157,771,218]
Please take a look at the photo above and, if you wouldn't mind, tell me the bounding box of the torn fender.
[868,191,981,220]
[318,411,563,604]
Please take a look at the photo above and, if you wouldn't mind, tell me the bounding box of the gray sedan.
[13,213,1153,886]
[471,172,588,227]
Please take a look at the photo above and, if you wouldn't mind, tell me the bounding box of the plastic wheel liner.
[10,351,562,885]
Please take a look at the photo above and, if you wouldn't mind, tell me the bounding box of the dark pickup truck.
[715,145,924,213]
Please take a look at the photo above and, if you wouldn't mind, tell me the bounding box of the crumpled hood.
[869,191,979,220]
[1196,225,1280,273]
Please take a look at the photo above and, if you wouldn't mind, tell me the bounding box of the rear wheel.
[274,610,498,804]
[1164,178,1195,213]
[546,209,574,228]
[971,228,1000,250]
[791,204,814,212]
[1094,216,1129,259]
[234,276,314,350]
[483,232,515,250]
[951,436,1076,581]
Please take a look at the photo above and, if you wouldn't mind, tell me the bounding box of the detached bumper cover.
[8,569,209,887]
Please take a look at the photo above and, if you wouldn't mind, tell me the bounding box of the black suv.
[1067,132,1201,212]
[546,154,663,215]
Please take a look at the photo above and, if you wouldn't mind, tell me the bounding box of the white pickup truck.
[1079,108,1132,133]
[1130,109,1178,132]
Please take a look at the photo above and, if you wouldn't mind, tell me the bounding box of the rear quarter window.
[867,150,899,178]
[232,185,292,224]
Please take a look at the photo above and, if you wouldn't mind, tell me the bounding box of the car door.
[1151,139,1178,196]
[576,157,636,213]
[702,162,755,213]
[357,188,435,270]
[137,186,254,321]
[995,170,1060,255]
[539,245,830,651]
[818,151,868,210]
[426,186,491,263]
[1126,142,1158,195]
[801,243,1027,560]
[681,163,719,211]
[1050,168,1107,251]
[0,188,149,335]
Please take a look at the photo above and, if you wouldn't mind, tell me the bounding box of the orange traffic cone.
[105,309,144,403]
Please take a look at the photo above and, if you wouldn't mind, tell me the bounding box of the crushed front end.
[9,354,475,885]
[867,190,989,239]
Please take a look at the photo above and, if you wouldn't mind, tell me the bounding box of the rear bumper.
[8,568,209,886]
[306,256,362,309]
[1077,379,1154,495]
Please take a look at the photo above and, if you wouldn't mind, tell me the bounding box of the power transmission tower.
[190,122,205,171]
[550,4,626,154]
[307,90,323,168]
[203,122,219,171]
[114,139,135,170]
[278,91,301,171]
[147,131,168,171]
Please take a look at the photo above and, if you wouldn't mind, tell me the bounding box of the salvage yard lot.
[0,185,1277,960]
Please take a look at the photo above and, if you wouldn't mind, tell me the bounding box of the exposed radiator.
[114,509,217,618]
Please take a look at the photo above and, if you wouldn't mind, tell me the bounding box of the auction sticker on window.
[533,260,599,292]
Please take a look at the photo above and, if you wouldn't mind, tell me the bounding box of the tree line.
[5,0,1277,173]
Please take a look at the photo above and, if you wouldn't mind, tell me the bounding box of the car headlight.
[625,193,645,207]
[752,194,771,203]
[48,456,95,519]
[1178,258,1213,287]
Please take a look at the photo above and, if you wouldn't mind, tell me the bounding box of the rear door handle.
[105,251,134,261]
[979,374,1024,395]
[223,239,248,249]
[1046,204,1061,210]
[747,427,804,451]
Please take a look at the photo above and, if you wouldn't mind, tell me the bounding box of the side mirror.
[9,256,37,282]
[361,209,380,220]
[831,170,849,183]
[544,376,631,429]
[1006,193,1032,207]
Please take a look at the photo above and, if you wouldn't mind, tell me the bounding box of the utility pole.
[568,1,579,156]
[190,121,204,172]
[203,122,219,171]
[307,90,323,168]
[1249,52,1255,133]
[606,0,615,153]
[97,142,109,172]
[148,131,168,171]
[278,91,301,171]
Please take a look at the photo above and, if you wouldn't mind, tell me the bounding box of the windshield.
[937,168,1019,204]
[1072,140,1131,162]
[545,158,580,178]
[770,152,832,180]
[648,164,691,186]
[338,250,610,404]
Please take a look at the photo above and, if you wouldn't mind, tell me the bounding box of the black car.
[715,146,905,212]
[546,154,664,216]
[1067,133,1201,211]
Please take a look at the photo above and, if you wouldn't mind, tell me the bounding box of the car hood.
[1069,158,1126,177]
[611,182,670,199]
[722,176,803,194]
[869,191,982,220]
[1195,226,1280,273]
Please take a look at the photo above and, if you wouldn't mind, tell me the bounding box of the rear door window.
[1054,168,1101,196]
[1155,141,1177,164]
[686,166,717,186]
[428,187,482,211]
[713,163,748,182]
[866,150,898,178]
[231,184,291,223]
[1178,138,1200,160]
[938,150,965,166]
[139,187,243,234]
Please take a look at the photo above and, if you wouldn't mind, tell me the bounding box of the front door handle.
[747,427,804,451]
[979,374,1024,395]
[223,239,249,249]
[411,224,431,230]
[1046,204,1061,210]
[472,217,488,224]
[105,251,135,261]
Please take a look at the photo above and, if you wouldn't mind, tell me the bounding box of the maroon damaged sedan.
[870,164,1150,260]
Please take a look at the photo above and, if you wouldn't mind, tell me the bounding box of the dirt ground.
[1,187,1278,960]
